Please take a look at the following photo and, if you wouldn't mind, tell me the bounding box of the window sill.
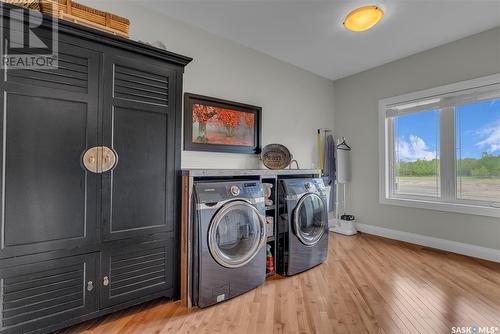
[380,196,500,218]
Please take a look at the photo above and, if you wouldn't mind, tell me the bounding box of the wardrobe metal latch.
[103,276,109,286]
[82,146,118,173]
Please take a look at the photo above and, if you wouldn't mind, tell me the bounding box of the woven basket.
[41,0,129,36]
[3,0,130,37]
[2,0,41,10]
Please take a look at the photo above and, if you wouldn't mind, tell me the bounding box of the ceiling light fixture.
[343,5,384,32]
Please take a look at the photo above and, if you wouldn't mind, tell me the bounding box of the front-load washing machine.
[277,178,328,276]
[192,180,267,308]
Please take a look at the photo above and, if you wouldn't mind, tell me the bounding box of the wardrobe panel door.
[101,54,177,241]
[0,253,99,333]
[0,38,100,258]
[110,106,168,232]
[100,240,173,308]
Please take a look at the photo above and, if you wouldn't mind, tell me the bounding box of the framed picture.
[184,93,262,154]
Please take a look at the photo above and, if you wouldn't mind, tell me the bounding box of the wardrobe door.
[0,37,100,258]
[100,240,173,308]
[0,253,99,333]
[100,53,178,241]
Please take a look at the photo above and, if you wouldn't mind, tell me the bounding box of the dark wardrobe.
[0,5,191,333]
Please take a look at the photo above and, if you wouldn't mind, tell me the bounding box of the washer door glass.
[208,200,265,268]
[293,193,326,246]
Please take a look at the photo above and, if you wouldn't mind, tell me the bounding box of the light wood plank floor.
[58,233,500,334]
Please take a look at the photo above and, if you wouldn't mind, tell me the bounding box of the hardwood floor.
[58,233,500,334]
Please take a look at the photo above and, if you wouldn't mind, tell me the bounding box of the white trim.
[378,106,389,204]
[379,73,500,217]
[356,223,500,263]
[380,73,500,107]
[440,106,455,202]
[379,196,500,217]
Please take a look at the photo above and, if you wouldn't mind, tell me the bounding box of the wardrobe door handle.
[82,147,99,173]
[100,146,118,173]
[82,146,117,173]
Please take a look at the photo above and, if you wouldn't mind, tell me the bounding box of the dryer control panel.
[280,178,326,196]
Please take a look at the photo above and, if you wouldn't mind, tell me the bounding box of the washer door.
[208,200,266,268]
[293,193,326,246]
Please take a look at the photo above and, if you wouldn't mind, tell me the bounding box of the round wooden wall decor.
[261,144,292,169]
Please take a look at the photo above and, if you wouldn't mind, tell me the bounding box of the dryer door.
[293,193,326,246]
[208,200,266,268]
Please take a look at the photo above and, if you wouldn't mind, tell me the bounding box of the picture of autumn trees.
[191,103,255,146]
[184,93,261,154]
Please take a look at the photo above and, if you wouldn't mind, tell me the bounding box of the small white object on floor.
[329,218,357,236]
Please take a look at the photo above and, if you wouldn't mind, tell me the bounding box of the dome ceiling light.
[343,5,384,32]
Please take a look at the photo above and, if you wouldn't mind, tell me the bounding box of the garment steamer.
[318,128,334,226]
[330,137,357,236]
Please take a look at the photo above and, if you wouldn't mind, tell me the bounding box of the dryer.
[277,178,328,276]
[192,181,267,308]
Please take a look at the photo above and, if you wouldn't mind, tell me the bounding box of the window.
[394,110,440,197]
[379,74,500,217]
[456,100,500,203]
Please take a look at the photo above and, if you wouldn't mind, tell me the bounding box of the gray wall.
[333,27,500,250]
[78,1,499,249]
[82,1,335,169]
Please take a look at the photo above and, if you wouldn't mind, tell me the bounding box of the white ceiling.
[139,0,500,81]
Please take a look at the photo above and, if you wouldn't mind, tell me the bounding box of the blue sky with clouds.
[396,110,439,161]
[458,99,500,158]
[395,99,500,161]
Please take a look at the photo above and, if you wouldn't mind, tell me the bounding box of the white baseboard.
[356,223,500,263]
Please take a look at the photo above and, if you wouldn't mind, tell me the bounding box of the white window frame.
[379,73,500,218]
